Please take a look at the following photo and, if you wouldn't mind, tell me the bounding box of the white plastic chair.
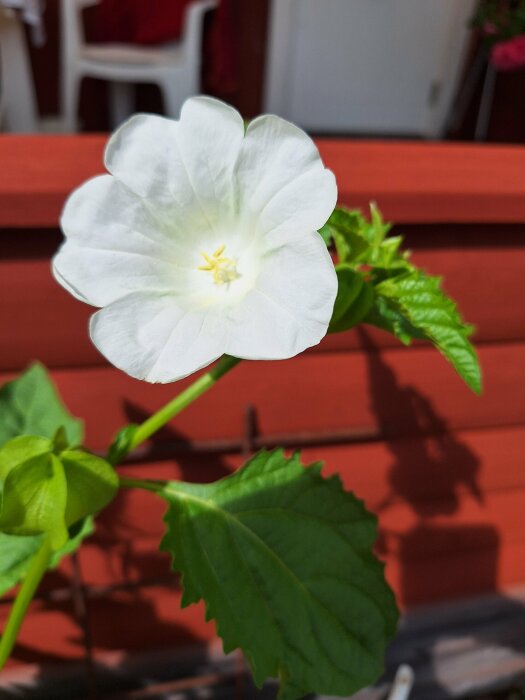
[0,5,39,132]
[60,0,217,131]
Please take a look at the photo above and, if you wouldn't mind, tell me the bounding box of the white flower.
[53,96,338,383]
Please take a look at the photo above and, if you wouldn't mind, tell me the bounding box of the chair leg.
[62,68,81,133]
[0,9,39,132]
[160,78,188,119]
[475,64,497,142]
[109,81,135,128]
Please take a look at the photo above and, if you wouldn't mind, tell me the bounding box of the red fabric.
[490,34,525,71]
[95,0,190,44]
[94,0,237,93]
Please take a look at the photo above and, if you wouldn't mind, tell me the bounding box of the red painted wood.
[1,228,524,370]
[2,137,525,227]
[1,134,525,665]
[1,340,520,450]
[5,425,525,665]
[91,425,525,546]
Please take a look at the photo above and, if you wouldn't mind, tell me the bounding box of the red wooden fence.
[1,136,524,668]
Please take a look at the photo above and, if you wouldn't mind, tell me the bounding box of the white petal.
[89,292,229,383]
[177,96,245,212]
[104,113,186,212]
[55,175,191,307]
[225,231,337,359]
[235,115,337,246]
[105,98,245,234]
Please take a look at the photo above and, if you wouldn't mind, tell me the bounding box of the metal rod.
[113,425,383,465]
[70,552,98,699]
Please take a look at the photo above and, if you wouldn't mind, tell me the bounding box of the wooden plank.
[2,226,523,371]
[322,140,525,224]
[76,424,525,608]
[91,425,525,545]
[2,136,525,227]
[1,340,520,450]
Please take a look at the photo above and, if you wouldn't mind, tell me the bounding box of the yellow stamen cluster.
[198,244,240,285]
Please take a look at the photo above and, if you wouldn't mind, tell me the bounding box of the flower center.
[198,244,240,286]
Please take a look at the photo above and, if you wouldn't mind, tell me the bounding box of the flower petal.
[105,98,245,233]
[225,231,337,359]
[55,175,194,307]
[89,292,229,383]
[104,113,185,212]
[235,115,337,247]
[176,96,245,213]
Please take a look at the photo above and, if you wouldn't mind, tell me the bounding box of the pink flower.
[490,34,525,71]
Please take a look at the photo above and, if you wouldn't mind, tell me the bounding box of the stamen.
[198,245,240,285]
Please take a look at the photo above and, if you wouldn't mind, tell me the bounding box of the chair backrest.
[180,0,218,70]
[60,0,99,62]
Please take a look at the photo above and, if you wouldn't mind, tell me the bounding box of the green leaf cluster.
[0,365,109,591]
[322,205,482,393]
[0,434,117,549]
[160,449,398,699]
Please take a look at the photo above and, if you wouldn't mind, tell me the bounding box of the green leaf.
[329,265,364,329]
[324,208,371,263]
[364,295,427,345]
[0,436,118,549]
[160,449,398,699]
[107,424,139,465]
[317,223,333,247]
[0,363,83,448]
[329,274,375,334]
[0,518,94,596]
[61,449,119,526]
[0,533,44,596]
[0,451,69,549]
[372,271,482,393]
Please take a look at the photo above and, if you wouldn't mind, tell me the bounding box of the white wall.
[264,0,477,137]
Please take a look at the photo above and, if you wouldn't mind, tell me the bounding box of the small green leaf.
[160,449,398,699]
[0,533,44,596]
[325,208,371,263]
[0,436,52,480]
[61,449,119,526]
[0,364,83,448]
[107,424,139,465]
[329,278,375,334]
[364,295,426,345]
[0,437,118,549]
[317,223,333,247]
[52,426,69,455]
[329,265,364,330]
[0,452,68,549]
[0,518,94,596]
[372,271,482,393]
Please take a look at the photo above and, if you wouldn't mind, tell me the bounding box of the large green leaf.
[160,450,398,699]
[0,363,83,448]
[0,518,94,596]
[370,270,482,393]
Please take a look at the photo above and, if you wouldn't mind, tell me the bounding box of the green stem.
[128,354,241,454]
[0,537,53,670]
[119,476,165,493]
